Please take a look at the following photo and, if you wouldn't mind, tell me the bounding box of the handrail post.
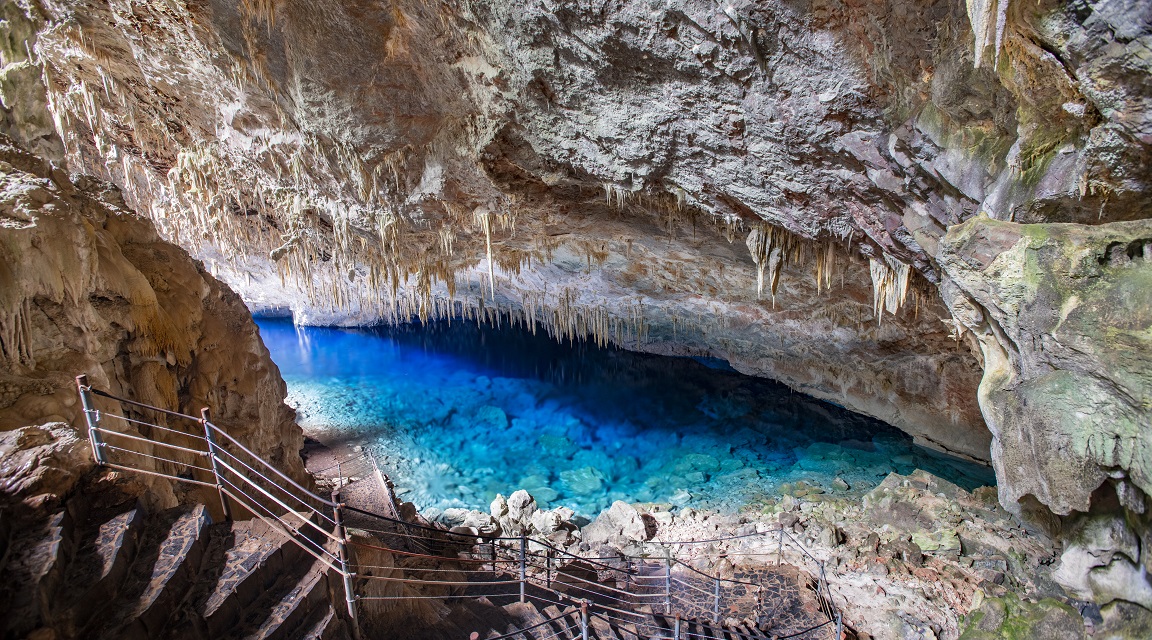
[713,576,721,623]
[518,534,527,603]
[200,409,232,522]
[835,611,842,639]
[332,488,361,639]
[777,527,784,565]
[664,556,672,614]
[674,613,681,640]
[546,548,552,589]
[580,599,589,640]
[76,375,106,465]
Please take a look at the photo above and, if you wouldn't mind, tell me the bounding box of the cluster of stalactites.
[745,222,845,306]
[351,285,650,350]
[0,298,35,368]
[868,255,912,323]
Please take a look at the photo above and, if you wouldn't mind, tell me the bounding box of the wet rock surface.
[426,469,1087,640]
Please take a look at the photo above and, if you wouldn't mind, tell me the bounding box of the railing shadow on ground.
[75,376,843,640]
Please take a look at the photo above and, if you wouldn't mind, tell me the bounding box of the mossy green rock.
[940,217,1152,516]
[959,593,1084,640]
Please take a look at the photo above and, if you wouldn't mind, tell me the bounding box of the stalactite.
[966,0,1010,69]
[0,298,35,369]
[868,255,911,323]
[745,222,798,305]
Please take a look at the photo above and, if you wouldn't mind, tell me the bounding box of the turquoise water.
[257,318,994,517]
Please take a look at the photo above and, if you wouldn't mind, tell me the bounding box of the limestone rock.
[1055,513,1152,609]
[490,494,508,518]
[0,137,305,515]
[583,501,651,545]
[958,593,1085,640]
[560,467,605,496]
[507,489,537,522]
[940,217,1152,516]
[0,423,91,508]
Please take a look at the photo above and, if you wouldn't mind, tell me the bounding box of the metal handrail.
[76,376,361,635]
[207,421,337,508]
[93,426,210,457]
[485,608,576,640]
[211,443,339,526]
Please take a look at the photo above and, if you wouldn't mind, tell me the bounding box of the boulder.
[490,494,508,518]
[583,501,650,545]
[507,489,537,523]
[560,467,605,495]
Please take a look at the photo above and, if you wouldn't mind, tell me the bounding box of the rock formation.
[1,0,1150,622]
[0,134,304,512]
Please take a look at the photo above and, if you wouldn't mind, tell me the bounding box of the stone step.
[200,517,310,639]
[588,611,620,640]
[297,604,350,640]
[241,552,334,640]
[502,600,551,640]
[163,514,311,640]
[52,502,145,636]
[559,609,584,639]
[540,605,574,638]
[598,611,640,640]
[728,622,751,639]
[0,508,72,638]
[98,504,212,640]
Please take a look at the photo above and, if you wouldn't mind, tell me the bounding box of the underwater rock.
[537,434,576,458]
[473,406,509,431]
[560,466,605,496]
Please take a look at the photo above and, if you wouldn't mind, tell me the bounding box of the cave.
[1,0,1151,639]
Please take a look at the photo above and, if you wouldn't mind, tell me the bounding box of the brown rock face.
[0,135,304,510]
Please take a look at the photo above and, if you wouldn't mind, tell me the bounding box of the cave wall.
[0,134,305,511]
[0,0,1150,607]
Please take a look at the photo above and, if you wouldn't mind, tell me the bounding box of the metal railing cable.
[101,443,215,474]
[93,426,209,457]
[207,420,337,508]
[212,444,339,527]
[483,609,576,640]
[100,411,208,441]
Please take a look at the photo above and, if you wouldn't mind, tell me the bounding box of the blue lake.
[257,318,995,517]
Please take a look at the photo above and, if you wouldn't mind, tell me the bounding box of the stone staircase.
[471,599,769,640]
[0,491,350,640]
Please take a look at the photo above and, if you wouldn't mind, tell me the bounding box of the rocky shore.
[376,469,1143,640]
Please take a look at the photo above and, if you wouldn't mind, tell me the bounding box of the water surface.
[257,318,994,517]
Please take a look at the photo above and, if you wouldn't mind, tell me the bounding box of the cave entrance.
[257,317,994,518]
